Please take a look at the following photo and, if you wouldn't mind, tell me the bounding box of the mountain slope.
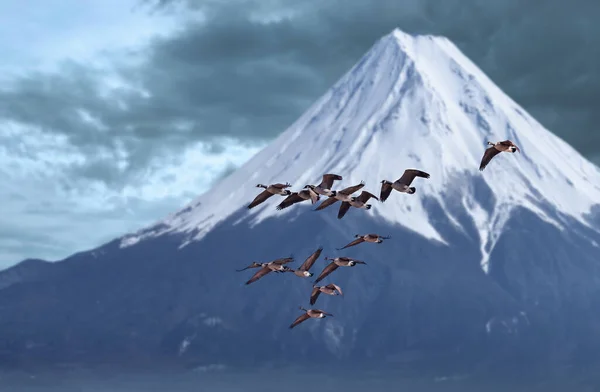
[1,29,600,372]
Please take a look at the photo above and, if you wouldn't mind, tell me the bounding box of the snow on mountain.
[120,28,600,273]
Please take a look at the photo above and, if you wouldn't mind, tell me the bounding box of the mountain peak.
[119,28,600,272]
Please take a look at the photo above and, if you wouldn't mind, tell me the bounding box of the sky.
[0,0,599,269]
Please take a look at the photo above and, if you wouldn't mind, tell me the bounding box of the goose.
[479,140,521,171]
[314,182,365,211]
[380,169,430,202]
[288,247,323,278]
[276,188,320,210]
[337,234,391,250]
[306,174,343,197]
[338,191,379,219]
[243,257,294,285]
[289,306,333,329]
[314,256,367,283]
[247,182,292,209]
[310,283,343,305]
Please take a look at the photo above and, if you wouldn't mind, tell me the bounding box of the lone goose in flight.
[314,256,367,283]
[380,169,430,202]
[310,283,343,305]
[247,182,292,209]
[289,306,333,329]
[338,191,379,219]
[276,188,320,210]
[479,140,521,171]
[306,174,343,197]
[337,234,391,250]
[314,182,365,211]
[288,247,323,278]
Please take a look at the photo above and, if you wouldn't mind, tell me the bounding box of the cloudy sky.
[1,0,598,269]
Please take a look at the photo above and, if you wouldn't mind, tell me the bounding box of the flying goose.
[314,182,365,211]
[247,182,292,209]
[276,188,320,210]
[314,256,367,283]
[306,174,343,197]
[380,169,430,202]
[310,283,343,305]
[289,306,333,329]
[338,191,379,219]
[337,234,391,250]
[479,140,521,171]
[243,257,294,285]
[288,247,323,278]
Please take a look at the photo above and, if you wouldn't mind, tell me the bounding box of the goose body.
[307,174,343,197]
[310,283,343,305]
[314,256,367,283]
[276,188,320,210]
[479,140,521,171]
[338,191,379,219]
[289,306,333,329]
[247,182,292,209]
[315,182,365,212]
[380,169,430,202]
[288,247,323,278]
[243,257,294,285]
[337,233,391,250]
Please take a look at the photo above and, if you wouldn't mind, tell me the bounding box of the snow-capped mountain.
[1,28,600,371]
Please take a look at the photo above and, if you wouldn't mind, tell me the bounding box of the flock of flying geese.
[237,139,521,329]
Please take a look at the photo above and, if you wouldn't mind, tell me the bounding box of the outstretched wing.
[380,181,393,202]
[314,196,339,211]
[315,262,339,283]
[289,313,311,329]
[319,174,343,189]
[397,169,430,186]
[479,146,501,171]
[276,192,304,210]
[248,190,274,209]
[339,182,365,195]
[325,283,343,296]
[309,287,321,305]
[307,189,320,204]
[245,266,271,285]
[299,247,323,271]
[337,201,351,219]
[337,237,364,250]
[271,257,294,265]
[357,191,378,203]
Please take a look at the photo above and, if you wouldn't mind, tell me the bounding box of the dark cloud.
[1,0,599,195]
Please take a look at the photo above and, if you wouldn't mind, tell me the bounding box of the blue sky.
[1,0,598,269]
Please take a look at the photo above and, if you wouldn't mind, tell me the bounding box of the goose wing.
[356,190,378,203]
[289,312,311,329]
[307,188,320,204]
[271,257,294,265]
[276,192,304,210]
[337,201,351,219]
[479,146,501,171]
[272,182,292,189]
[248,189,274,209]
[299,247,323,271]
[314,262,339,283]
[319,174,343,189]
[309,287,322,305]
[245,266,272,285]
[325,283,343,296]
[380,181,393,202]
[314,196,339,211]
[337,237,365,250]
[339,181,365,195]
[397,169,430,186]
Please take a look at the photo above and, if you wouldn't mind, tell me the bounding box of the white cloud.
[0,0,259,268]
